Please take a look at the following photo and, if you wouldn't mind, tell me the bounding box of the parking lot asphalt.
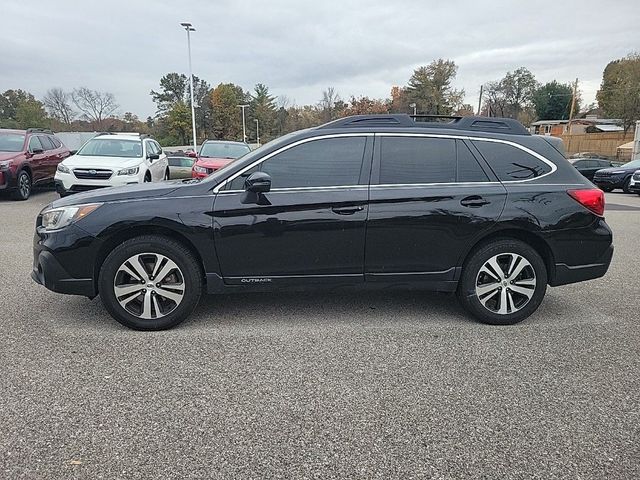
[1,190,639,479]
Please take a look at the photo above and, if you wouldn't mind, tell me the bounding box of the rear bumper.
[550,244,614,287]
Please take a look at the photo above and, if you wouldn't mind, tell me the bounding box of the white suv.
[54,133,169,196]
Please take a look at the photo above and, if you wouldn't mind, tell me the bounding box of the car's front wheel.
[457,239,547,325]
[12,170,32,200]
[98,235,203,330]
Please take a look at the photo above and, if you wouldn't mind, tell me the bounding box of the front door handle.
[460,195,490,207]
[331,205,364,215]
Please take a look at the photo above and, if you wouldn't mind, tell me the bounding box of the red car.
[0,128,71,200]
[191,140,251,179]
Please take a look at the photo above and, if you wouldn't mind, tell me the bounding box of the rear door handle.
[331,205,365,215]
[460,195,490,207]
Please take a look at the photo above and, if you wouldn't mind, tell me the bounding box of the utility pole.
[238,104,249,143]
[567,78,578,135]
[180,22,197,153]
[409,103,417,116]
[477,85,484,115]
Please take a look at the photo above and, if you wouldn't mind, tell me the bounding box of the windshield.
[621,159,640,169]
[200,142,250,159]
[0,133,26,152]
[77,138,143,158]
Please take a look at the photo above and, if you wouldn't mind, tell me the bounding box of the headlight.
[41,203,102,231]
[56,163,70,174]
[0,160,11,169]
[193,165,208,174]
[117,166,139,176]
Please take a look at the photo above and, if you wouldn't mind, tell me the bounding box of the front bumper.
[593,176,625,189]
[55,171,140,195]
[31,223,100,297]
[0,168,17,191]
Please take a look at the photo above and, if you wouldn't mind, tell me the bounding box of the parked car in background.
[0,128,71,200]
[629,170,640,195]
[54,133,169,196]
[592,159,640,193]
[32,114,613,330]
[569,157,614,181]
[167,153,196,179]
[192,140,251,179]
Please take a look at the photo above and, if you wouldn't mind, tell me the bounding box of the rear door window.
[457,141,489,182]
[472,140,552,181]
[379,136,456,184]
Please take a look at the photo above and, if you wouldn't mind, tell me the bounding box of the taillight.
[567,188,605,217]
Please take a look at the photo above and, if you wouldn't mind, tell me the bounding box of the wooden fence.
[558,132,634,159]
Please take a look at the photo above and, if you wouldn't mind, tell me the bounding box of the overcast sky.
[2,0,638,118]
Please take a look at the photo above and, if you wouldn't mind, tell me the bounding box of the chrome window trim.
[212,133,374,193]
[213,131,559,193]
[375,132,558,183]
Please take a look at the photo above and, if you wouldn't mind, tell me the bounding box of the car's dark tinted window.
[380,137,456,184]
[50,136,62,149]
[259,137,366,189]
[28,136,43,152]
[457,141,489,182]
[473,140,552,181]
[573,160,586,168]
[38,136,54,151]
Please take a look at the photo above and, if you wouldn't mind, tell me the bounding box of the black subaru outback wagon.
[32,115,613,330]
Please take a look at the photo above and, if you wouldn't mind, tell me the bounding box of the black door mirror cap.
[148,153,160,161]
[31,148,44,154]
[245,171,272,193]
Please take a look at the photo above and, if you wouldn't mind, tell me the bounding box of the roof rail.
[317,114,531,136]
[95,132,150,139]
[26,128,54,134]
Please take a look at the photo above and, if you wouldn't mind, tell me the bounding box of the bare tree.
[43,88,75,124]
[319,87,341,121]
[71,87,119,128]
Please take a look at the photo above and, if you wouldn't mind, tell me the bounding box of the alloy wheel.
[475,253,536,315]
[19,172,30,198]
[113,253,185,319]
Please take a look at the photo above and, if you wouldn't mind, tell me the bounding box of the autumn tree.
[343,96,389,116]
[318,87,344,122]
[389,86,411,113]
[211,83,247,141]
[406,59,465,115]
[597,53,640,133]
[483,68,538,122]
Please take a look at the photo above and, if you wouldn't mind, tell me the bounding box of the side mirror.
[148,153,160,161]
[31,148,44,155]
[245,171,271,193]
[187,151,197,158]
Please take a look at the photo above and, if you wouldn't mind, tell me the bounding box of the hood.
[51,180,187,208]
[595,166,637,174]
[196,157,235,169]
[61,154,143,170]
[0,152,21,162]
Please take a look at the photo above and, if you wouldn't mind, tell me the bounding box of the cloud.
[0,0,638,117]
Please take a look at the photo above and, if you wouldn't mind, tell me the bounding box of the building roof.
[531,118,623,126]
[594,124,623,132]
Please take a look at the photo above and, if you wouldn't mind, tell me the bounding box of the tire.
[144,172,151,183]
[12,170,32,200]
[98,235,203,330]
[600,187,613,193]
[622,178,632,194]
[164,168,170,181]
[457,239,547,325]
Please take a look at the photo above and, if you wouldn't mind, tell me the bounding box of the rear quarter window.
[472,140,552,181]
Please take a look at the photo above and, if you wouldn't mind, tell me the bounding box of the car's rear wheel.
[622,178,632,194]
[98,235,202,330]
[12,170,32,200]
[600,186,613,193]
[457,239,547,325]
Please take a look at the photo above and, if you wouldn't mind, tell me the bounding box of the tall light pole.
[254,119,260,146]
[238,104,249,143]
[180,22,197,153]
